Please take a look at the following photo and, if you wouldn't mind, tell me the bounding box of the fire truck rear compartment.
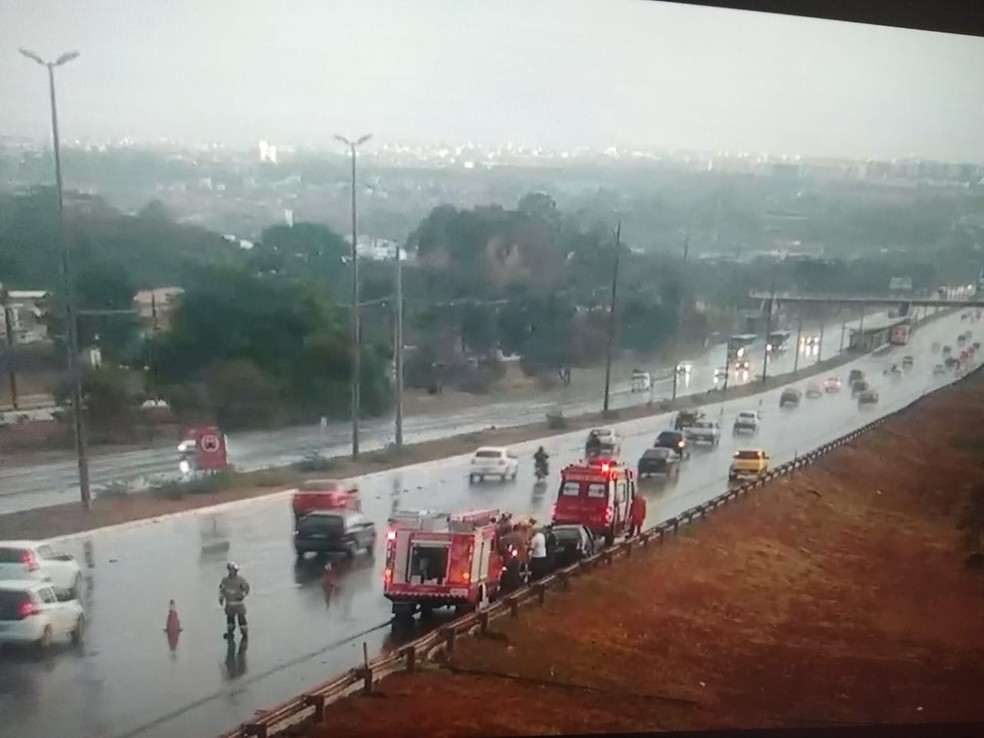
[408,542,450,586]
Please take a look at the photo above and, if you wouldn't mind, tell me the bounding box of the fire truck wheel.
[392,603,416,620]
[419,603,434,619]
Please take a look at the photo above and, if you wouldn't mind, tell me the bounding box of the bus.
[889,323,911,346]
[727,334,757,352]
[767,330,792,354]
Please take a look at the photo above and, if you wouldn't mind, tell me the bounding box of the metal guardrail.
[216,359,982,738]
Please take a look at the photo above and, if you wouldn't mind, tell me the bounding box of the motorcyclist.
[219,562,251,640]
[533,446,549,476]
[585,432,602,458]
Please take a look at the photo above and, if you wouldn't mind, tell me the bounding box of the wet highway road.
[0,311,969,738]
[0,313,875,514]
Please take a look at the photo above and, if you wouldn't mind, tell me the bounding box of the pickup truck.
[673,409,705,431]
[685,420,721,447]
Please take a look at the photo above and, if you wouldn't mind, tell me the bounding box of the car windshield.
[735,450,763,460]
[657,432,681,443]
[645,448,672,458]
[475,450,501,458]
[298,514,346,535]
[552,528,583,543]
[0,590,30,620]
[738,413,756,419]
[0,548,27,564]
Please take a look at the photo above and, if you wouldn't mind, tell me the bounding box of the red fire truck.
[384,508,505,620]
[291,479,361,525]
[552,459,636,546]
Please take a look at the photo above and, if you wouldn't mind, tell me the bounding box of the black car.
[851,380,869,396]
[637,447,681,480]
[779,388,802,408]
[549,525,596,568]
[858,389,879,406]
[294,510,377,559]
[654,430,690,459]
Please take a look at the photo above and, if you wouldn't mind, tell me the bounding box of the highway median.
[0,341,891,542]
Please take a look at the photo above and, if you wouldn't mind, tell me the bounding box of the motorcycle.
[534,459,549,483]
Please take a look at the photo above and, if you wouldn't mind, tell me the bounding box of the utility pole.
[761,265,777,385]
[148,292,160,401]
[602,221,621,415]
[817,314,825,363]
[394,243,404,448]
[1,287,18,410]
[793,312,803,372]
[20,48,90,509]
[335,133,372,458]
[672,232,688,402]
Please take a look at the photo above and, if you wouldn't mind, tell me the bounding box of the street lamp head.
[356,133,373,146]
[55,51,80,66]
[19,48,46,65]
[333,134,352,147]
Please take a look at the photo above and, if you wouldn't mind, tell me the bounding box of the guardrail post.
[640,532,650,547]
[361,665,374,695]
[508,596,520,618]
[625,541,633,557]
[441,626,456,655]
[557,570,570,590]
[535,582,546,605]
[304,693,327,723]
[244,723,269,738]
[401,645,416,673]
[478,610,490,634]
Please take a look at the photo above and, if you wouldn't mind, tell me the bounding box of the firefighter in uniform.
[219,562,250,639]
[628,493,647,537]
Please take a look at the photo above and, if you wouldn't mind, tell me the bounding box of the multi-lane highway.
[0,309,970,738]
[0,314,861,514]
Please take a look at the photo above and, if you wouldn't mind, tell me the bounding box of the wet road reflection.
[0,311,967,738]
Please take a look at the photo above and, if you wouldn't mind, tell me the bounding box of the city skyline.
[2,0,984,162]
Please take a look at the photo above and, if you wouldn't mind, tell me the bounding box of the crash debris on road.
[297,373,984,737]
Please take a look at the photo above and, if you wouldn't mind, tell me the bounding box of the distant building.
[0,289,50,344]
[133,287,184,331]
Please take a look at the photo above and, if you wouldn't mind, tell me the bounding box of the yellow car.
[728,449,770,481]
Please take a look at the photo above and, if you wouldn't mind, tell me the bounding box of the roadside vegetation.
[3,170,983,444]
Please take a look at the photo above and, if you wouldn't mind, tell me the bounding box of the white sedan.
[0,580,85,649]
[468,447,519,483]
[0,541,83,597]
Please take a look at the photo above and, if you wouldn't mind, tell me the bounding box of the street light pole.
[394,243,404,448]
[20,48,91,509]
[817,314,825,363]
[761,265,777,385]
[335,133,372,459]
[793,313,803,373]
[602,221,621,415]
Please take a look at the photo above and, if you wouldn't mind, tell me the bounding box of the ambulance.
[383,508,505,620]
[551,459,636,546]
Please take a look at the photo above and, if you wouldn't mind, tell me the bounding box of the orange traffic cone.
[165,599,182,651]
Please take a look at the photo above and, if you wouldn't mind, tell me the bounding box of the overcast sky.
[2,0,983,161]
